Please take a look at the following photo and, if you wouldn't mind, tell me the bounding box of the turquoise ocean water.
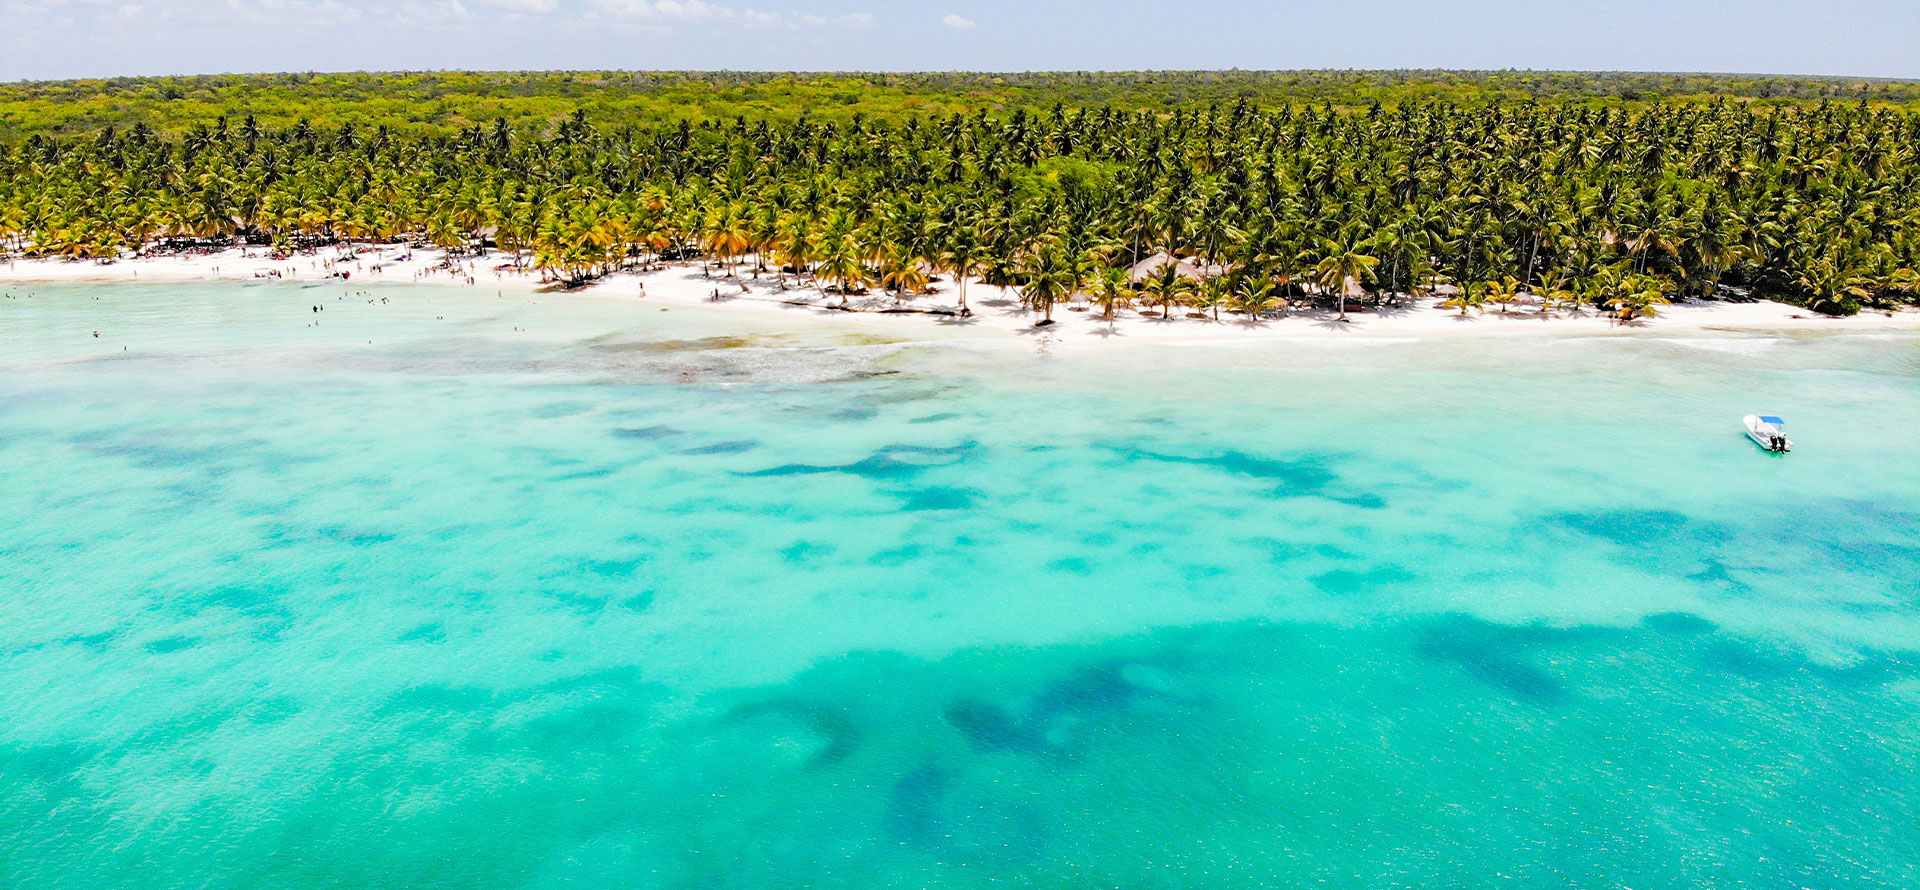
[3,281,1917,888]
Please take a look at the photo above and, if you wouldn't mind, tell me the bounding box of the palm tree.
[938,226,986,315]
[1606,273,1674,321]
[878,245,929,301]
[1089,265,1132,321]
[813,231,871,305]
[1312,237,1379,322]
[1794,254,1873,316]
[1191,275,1231,321]
[1482,277,1523,314]
[1532,276,1576,317]
[1142,263,1193,320]
[772,210,815,284]
[1438,288,1483,316]
[701,202,753,278]
[1018,247,1075,323]
[1229,275,1280,321]
[3,88,1916,321]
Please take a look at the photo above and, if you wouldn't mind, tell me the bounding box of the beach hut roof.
[1127,252,1229,282]
[1127,251,1181,279]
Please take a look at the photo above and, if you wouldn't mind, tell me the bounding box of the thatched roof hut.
[1126,251,1230,283]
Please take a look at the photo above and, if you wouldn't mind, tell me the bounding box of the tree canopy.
[3,72,1918,316]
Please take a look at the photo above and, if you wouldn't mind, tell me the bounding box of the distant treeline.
[2,70,1919,139]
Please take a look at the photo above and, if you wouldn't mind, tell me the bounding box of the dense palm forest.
[4,74,1919,316]
[7,71,1919,139]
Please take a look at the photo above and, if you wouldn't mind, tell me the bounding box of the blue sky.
[2,0,1915,81]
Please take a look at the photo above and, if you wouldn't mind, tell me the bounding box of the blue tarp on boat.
[1760,416,1785,424]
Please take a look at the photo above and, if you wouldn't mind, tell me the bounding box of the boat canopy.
[1759,416,1785,425]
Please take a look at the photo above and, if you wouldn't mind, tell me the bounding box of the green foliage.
[2,72,1918,316]
[4,70,1918,140]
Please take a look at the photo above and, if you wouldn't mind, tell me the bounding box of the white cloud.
[592,0,871,29]
[393,0,468,23]
[478,0,555,13]
[220,0,366,26]
[940,13,973,30]
[595,0,729,22]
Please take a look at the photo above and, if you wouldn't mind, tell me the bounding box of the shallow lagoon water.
[2,282,1917,888]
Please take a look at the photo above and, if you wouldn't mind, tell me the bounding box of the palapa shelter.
[1126,252,1230,283]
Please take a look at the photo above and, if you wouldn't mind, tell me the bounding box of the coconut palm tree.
[1090,265,1132,321]
[878,245,929,301]
[1607,273,1674,321]
[938,225,986,315]
[1312,237,1379,322]
[701,202,753,278]
[1018,246,1076,323]
[1482,277,1523,314]
[1142,263,1193,320]
[1794,254,1874,317]
[1229,275,1280,321]
[1438,290,1483,316]
[1532,276,1576,317]
[1,88,1916,319]
[1191,275,1232,320]
[813,232,871,305]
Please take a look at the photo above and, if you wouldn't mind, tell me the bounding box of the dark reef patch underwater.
[2,283,1917,888]
[7,618,1912,888]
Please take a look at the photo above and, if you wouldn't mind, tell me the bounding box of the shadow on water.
[893,485,983,511]
[737,440,983,481]
[1104,443,1388,507]
[719,700,861,768]
[1544,500,1920,608]
[611,617,1919,883]
[1310,564,1417,595]
[610,425,682,440]
[10,615,1920,888]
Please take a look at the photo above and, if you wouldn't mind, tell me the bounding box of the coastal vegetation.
[3,72,1919,316]
[6,71,1919,139]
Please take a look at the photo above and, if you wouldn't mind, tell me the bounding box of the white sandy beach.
[4,245,1916,350]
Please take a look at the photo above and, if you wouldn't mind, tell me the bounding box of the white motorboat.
[1744,415,1793,453]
